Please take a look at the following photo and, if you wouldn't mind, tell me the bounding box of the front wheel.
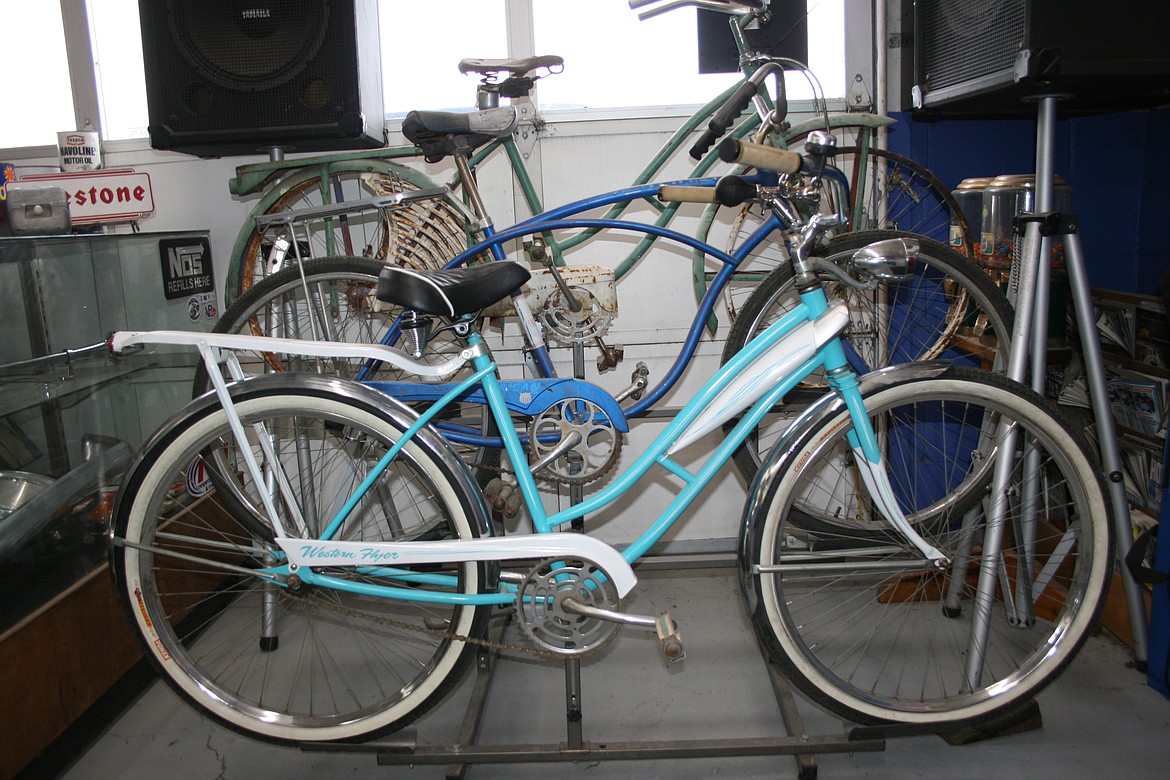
[704,143,975,324]
[741,366,1113,727]
[828,145,973,254]
[110,376,492,743]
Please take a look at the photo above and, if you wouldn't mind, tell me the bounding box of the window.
[0,1,147,150]
[88,0,149,141]
[1,4,76,149]
[376,0,848,116]
[532,1,846,112]
[379,0,508,115]
[1,0,852,151]
[532,2,739,111]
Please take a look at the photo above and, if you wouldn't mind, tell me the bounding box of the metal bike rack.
[305,559,886,780]
[302,549,1048,779]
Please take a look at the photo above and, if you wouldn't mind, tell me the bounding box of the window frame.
[1,0,873,157]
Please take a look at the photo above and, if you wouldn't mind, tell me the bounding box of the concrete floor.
[58,566,1169,780]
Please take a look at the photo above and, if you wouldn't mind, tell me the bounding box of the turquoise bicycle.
[107,142,1111,743]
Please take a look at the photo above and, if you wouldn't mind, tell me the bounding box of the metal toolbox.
[5,183,70,235]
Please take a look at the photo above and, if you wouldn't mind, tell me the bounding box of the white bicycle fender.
[669,301,851,454]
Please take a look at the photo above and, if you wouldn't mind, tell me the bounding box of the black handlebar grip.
[688,129,721,161]
[689,78,760,160]
[717,137,741,163]
[714,175,757,208]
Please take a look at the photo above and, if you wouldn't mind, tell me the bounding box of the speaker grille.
[168,0,330,91]
[922,0,1026,90]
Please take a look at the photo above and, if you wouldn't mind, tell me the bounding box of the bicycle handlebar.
[689,79,758,160]
[689,60,783,160]
[707,131,839,208]
[717,138,801,174]
[656,184,720,203]
[629,0,766,22]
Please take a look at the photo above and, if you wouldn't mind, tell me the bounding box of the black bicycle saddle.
[376,261,531,317]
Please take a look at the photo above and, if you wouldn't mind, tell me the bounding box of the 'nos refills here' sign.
[18,168,154,224]
[159,236,214,301]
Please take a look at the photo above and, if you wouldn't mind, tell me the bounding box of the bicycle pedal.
[483,477,521,518]
[596,343,623,373]
[655,612,684,663]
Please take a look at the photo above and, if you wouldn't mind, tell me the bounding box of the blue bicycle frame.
[360,172,870,449]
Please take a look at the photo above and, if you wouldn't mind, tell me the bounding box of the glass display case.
[0,231,217,633]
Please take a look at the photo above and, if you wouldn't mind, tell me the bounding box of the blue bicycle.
[201,59,1013,495]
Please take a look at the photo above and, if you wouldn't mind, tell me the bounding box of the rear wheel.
[198,256,464,384]
[195,255,501,483]
[111,377,492,743]
[228,164,472,305]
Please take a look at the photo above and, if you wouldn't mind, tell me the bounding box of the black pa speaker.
[908,0,1170,116]
[139,0,385,157]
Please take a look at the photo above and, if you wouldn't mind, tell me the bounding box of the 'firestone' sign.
[18,168,154,224]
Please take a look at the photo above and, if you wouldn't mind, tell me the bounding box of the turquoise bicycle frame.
[262,266,885,606]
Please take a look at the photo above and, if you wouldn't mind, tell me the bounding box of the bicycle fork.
[838,367,1041,692]
[827,350,950,568]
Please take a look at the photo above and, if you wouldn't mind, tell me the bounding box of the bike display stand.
[305,564,887,780]
[1007,95,1149,667]
[303,553,1049,779]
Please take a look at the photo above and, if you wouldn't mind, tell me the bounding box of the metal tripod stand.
[1006,95,1149,667]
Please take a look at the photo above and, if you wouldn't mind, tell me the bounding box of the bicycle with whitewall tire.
[108,140,1110,744]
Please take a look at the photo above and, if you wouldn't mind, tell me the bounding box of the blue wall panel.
[885,107,1170,295]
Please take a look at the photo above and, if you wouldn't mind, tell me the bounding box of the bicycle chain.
[302,589,566,660]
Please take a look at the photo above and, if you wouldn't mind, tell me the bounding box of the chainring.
[538,285,614,344]
[516,557,621,656]
[528,397,623,484]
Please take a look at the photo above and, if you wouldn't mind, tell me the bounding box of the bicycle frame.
[354,171,872,448]
[111,225,945,611]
